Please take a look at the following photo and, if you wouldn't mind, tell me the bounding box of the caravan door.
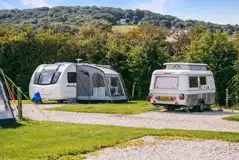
[76,65,107,101]
[76,66,92,100]
[63,72,77,99]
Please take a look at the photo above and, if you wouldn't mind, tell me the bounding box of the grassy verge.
[46,101,157,114]
[10,100,58,105]
[223,114,239,122]
[1,120,239,160]
[212,104,239,110]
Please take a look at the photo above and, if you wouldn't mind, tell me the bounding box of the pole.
[17,87,23,120]
[235,96,238,111]
[226,88,229,109]
[132,83,135,100]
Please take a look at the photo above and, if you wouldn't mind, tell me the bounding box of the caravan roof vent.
[76,59,83,63]
[164,63,207,71]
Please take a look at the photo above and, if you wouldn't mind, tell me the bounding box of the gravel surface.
[85,137,239,160]
[21,104,239,132]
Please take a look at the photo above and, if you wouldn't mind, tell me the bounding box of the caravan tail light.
[153,99,157,104]
[148,93,153,99]
[179,93,184,100]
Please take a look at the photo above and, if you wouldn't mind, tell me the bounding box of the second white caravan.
[149,63,216,112]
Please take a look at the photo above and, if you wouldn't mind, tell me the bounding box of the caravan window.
[34,64,62,85]
[35,71,61,85]
[38,72,55,85]
[154,76,178,89]
[92,73,105,87]
[34,72,41,84]
[200,76,206,85]
[67,72,76,83]
[110,77,124,96]
[189,76,198,88]
[52,72,61,84]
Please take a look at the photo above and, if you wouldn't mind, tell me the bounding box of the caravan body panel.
[29,63,76,101]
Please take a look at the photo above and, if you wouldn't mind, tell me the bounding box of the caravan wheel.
[167,105,175,111]
[195,103,204,112]
[57,100,65,104]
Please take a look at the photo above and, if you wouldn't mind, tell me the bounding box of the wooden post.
[17,87,23,120]
[226,88,229,109]
[235,96,238,111]
[132,83,135,99]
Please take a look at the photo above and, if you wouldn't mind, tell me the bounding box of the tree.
[92,13,116,24]
[186,30,238,105]
[159,20,172,28]
[175,22,185,29]
[134,9,144,20]
[125,10,134,20]
[132,16,139,24]
[125,25,169,98]
[125,18,130,24]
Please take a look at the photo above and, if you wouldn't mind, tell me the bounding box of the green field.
[47,101,157,114]
[112,25,138,33]
[1,120,239,160]
[223,114,239,122]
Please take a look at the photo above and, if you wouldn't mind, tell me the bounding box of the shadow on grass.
[0,121,24,129]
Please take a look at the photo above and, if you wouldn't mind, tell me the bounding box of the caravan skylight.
[44,64,59,71]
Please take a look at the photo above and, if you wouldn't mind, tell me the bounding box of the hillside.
[0,6,238,35]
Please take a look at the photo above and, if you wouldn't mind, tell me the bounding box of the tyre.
[204,105,212,111]
[195,102,204,112]
[57,100,65,104]
[167,105,175,111]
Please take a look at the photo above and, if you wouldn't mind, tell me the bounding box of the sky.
[0,0,239,25]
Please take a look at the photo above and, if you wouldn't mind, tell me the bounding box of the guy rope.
[0,69,48,119]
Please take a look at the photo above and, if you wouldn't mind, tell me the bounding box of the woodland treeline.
[1,6,239,35]
[1,23,239,106]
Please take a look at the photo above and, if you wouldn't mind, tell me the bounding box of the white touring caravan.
[149,63,216,112]
[0,70,15,126]
[29,62,128,103]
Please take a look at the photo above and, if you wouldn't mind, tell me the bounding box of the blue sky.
[0,0,239,25]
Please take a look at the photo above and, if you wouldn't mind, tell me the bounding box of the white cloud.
[20,0,49,8]
[0,0,15,9]
[132,0,183,14]
[135,0,167,13]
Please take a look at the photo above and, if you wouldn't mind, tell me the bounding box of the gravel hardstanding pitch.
[22,104,239,133]
[85,137,239,160]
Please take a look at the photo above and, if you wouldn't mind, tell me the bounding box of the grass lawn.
[112,25,137,33]
[1,120,239,160]
[46,101,157,114]
[223,114,239,122]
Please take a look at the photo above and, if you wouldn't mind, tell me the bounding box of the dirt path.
[20,104,239,132]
